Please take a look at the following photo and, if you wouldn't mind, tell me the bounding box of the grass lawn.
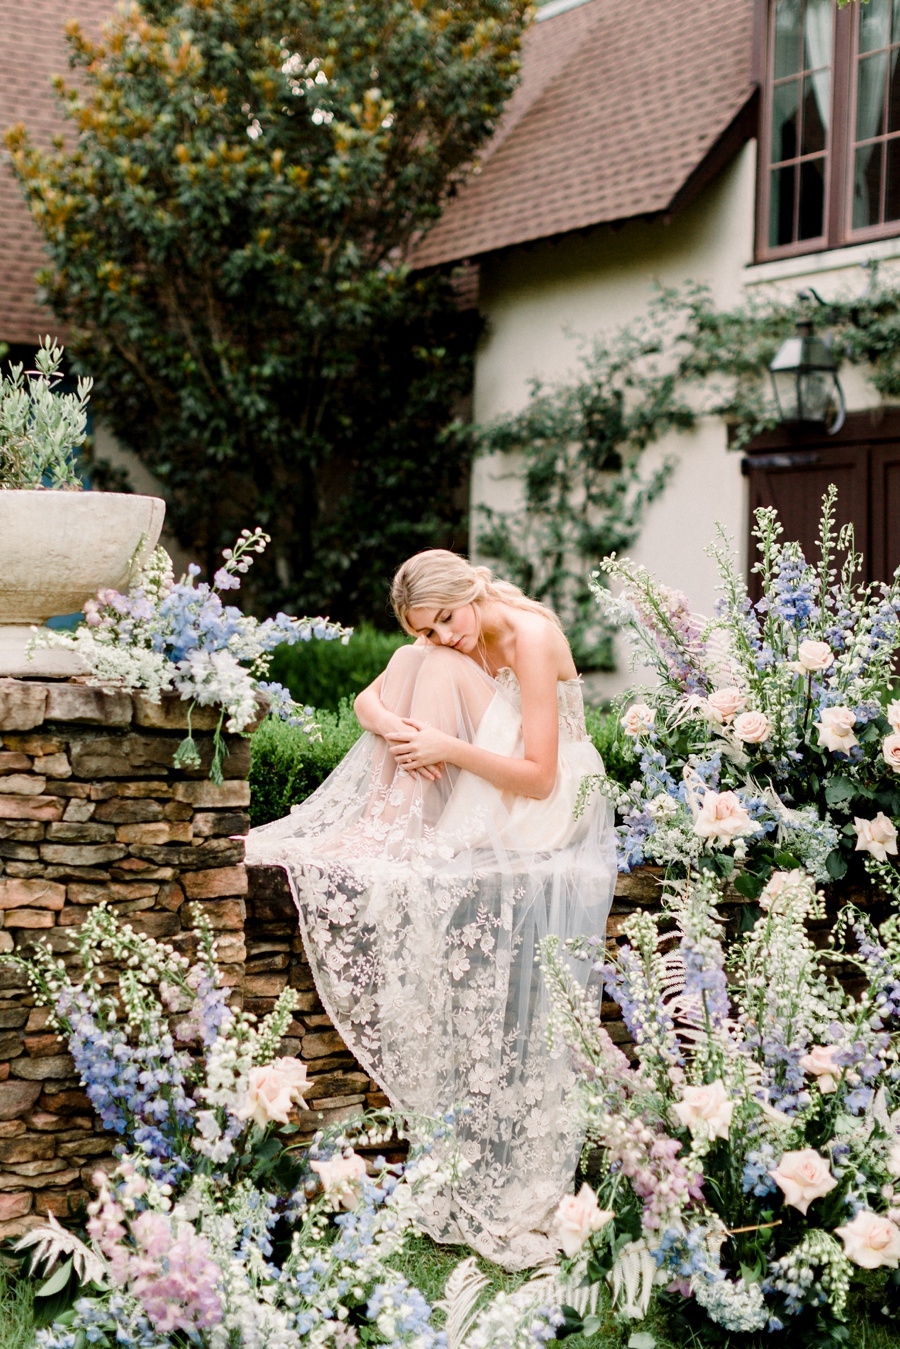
[5,1233,900,1349]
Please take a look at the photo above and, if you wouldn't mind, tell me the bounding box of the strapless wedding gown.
[245,643,616,1269]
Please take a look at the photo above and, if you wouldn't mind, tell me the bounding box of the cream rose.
[769,1148,837,1215]
[704,687,745,724]
[732,710,772,744]
[693,790,754,846]
[620,703,656,738]
[883,734,900,772]
[236,1056,311,1129]
[552,1183,614,1258]
[310,1151,368,1209]
[854,813,899,864]
[795,639,834,672]
[815,705,858,754]
[887,700,900,733]
[835,1210,900,1269]
[798,1044,842,1094]
[671,1080,734,1141]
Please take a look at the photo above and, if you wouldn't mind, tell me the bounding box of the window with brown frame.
[758,0,900,259]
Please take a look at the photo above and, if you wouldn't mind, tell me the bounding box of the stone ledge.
[0,679,266,735]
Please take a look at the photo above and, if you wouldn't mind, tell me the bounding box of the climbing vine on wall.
[473,270,900,667]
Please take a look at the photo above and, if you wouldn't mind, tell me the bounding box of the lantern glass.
[769,323,840,426]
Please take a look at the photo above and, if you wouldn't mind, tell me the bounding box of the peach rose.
[855,813,898,864]
[620,703,656,737]
[552,1183,614,1258]
[236,1056,311,1129]
[795,639,834,672]
[693,790,754,846]
[887,700,900,733]
[798,1044,843,1094]
[769,1148,837,1215]
[883,734,900,772]
[815,705,858,754]
[310,1150,369,1209]
[671,1080,734,1141]
[733,710,772,744]
[704,687,745,724]
[835,1210,900,1269]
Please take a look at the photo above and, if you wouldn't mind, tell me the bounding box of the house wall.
[470,140,900,698]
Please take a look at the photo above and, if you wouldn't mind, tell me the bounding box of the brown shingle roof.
[413,0,757,268]
[0,0,111,345]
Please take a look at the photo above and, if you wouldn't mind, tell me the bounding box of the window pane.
[774,0,803,79]
[894,0,900,43]
[886,136,900,219]
[860,0,891,52]
[803,0,833,71]
[773,79,800,160]
[770,163,797,245]
[888,50,900,131]
[854,141,884,226]
[802,71,829,153]
[857,51,889,141]
[798,156,826,238]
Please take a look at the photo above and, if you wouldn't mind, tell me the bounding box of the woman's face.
[405,602,479,653]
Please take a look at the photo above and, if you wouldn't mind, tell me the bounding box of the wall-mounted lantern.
[768,318,846,435]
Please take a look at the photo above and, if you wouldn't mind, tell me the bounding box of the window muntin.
[767,0,833,249]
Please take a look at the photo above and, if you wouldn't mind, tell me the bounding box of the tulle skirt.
[246,643,616,1268]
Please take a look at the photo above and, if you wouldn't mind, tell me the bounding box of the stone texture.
[3,908,55,928]
[0,795,63,821]
[183,865,248,900]
[115,821,193,845]
[62,800,96,823]
[0,1080,41,1120]
[172,780,251,808]
[0,681,49,732]
[70,734,177,778]
[40,843,128,865]
[0,878,65,910]
[193,811,251,838]
[0,753,31,773]
[9,1055,76,1080]
[44,685,134,725]
[0,933,15,953]
[33,753,72,779]
[0,1135,56,1163]
[186,899,245,930]
[0,1191,31,1220]
[34,1189,90,1217]
[45,822,117,843]
[24,1033,65,1058]
[94,798,164,824]
[132,694,224,732]
[0,774,47,796]
[0,1031,23,1059]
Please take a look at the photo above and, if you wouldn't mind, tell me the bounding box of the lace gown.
[245,643,616,1269]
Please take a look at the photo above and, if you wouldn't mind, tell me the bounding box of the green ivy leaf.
[826,848,848,880]
[36,1257,74,1299]
[734,871,764,900]
[824,776,856,807]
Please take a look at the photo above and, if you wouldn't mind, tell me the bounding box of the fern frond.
[560,1277,602,1317]
[14,1213,106,1287]
[438,1256,489,1349]
[609,1240,657,1319]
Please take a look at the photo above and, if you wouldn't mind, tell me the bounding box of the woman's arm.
[354,670,443,781]
[385,632,561,800]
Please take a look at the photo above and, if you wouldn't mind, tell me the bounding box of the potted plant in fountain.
[0,336,165,677]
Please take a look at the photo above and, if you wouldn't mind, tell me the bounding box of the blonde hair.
[390,549,563,637]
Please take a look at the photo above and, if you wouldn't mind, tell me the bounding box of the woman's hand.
[385,718,454,779]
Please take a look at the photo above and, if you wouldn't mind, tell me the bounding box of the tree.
[7,0,528,618]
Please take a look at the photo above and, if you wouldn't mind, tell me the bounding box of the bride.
[245,550,616,1268]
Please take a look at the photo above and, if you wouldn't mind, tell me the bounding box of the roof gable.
[413,0,757,268]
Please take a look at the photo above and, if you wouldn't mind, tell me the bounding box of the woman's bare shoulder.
[507,610,577,680]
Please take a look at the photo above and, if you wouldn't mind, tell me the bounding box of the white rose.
[704,687,745,724]
[693,790,754,846]
[796,639,834,672]
[835,1210,900,1269]
[551,1183,614,1258]
[671,1079,734,1141]
[620,703,655,737]
[887,700,900,733]
[235,1056,312,1129]
[887,1139,900,1178]
[769,1148,837,1215]
[815,705,858,754]
[798,1044,842,1094]
[883,734,900,772]
[733,710,772,744]
[855,813,899,864]
[310,1151,368,1210]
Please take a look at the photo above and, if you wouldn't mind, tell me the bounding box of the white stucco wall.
[471,140,900,697]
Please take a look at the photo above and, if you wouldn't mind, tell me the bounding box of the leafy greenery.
[269,624,409,712]
[6,0,529,620]
[0,337,91,490]
[0,1265,35,1349]
[249,701,362,827]
[473,273,900,666]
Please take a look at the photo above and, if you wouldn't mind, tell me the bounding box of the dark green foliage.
[584,706,637,793]
[249,702,361,827]
[269,624,409,711]
[7,0,528,622]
